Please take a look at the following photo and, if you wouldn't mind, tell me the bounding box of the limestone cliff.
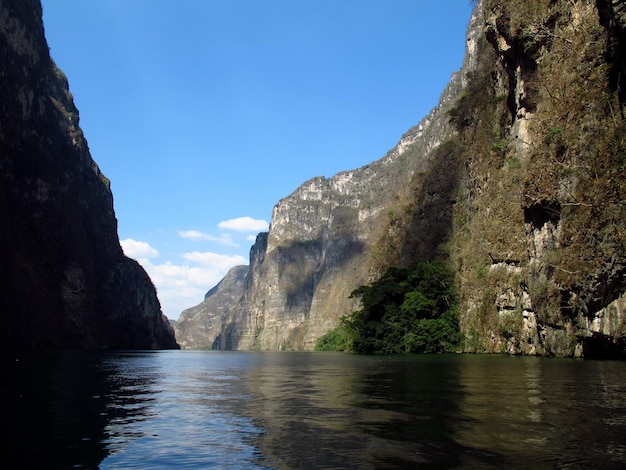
[177,4,483,351]
[0,0,178,349]
[180,0,626,357]
[450,0,626,357]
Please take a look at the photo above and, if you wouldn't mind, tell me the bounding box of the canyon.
[177,0,626,357]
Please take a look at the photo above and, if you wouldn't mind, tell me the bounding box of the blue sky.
[41,1,474,320]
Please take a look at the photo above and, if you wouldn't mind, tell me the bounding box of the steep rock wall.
[0,0,178,349]
[180,5,485,351]
[451,0,626,357]
[180,0,626,357]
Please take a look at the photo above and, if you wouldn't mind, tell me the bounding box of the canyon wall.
[175,5,482,351]
[177,0,626,357]
[0,1,178,348]
[451,0,626,357]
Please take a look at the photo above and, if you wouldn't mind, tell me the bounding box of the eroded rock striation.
[179,0,626,357]
[0,1,178,349]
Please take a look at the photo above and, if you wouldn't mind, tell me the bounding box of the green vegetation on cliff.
[322,0,626,357]
[316,260,459,353]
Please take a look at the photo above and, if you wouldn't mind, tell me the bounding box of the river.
[1,350,625,469]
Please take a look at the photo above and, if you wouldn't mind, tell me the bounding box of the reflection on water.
[455,356,626,468]
[243,353,469,468]
[1,351,625,469]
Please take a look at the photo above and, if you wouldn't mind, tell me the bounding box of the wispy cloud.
[178,216,268,248]
[218,216,269,232]
[178,230,238,247]
[178,230,211,241]
[183,251,247,268]
[121,238,159,258]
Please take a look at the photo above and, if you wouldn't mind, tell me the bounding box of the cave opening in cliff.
[583,332,626,359]
[523,200,561,230]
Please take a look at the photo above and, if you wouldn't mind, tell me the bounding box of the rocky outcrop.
[0,0,178,349]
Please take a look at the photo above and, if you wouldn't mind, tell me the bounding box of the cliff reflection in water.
[1,351,625,469]
[243,353,469,468]
[242,353,626,468]
[455,355,626,466]
[0,350,156,469]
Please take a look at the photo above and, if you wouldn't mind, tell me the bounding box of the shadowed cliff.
[0,1,178,349]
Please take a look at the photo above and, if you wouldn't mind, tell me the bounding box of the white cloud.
[128,245,247,321]
[178,230,211,241]
[120,238,159,259]
[138,259,212,320]
[178,230,238,247]
[218,216,269,232]
[183,251,247,268]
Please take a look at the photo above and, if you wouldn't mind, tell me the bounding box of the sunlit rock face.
[183,0,626,357]
[178,6,485,352]
[453,0,626,357]
[0,1,178,349]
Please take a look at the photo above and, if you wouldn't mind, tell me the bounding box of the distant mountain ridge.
[0,0,178,349]
[177,0,626,357]
[175,265,247,349]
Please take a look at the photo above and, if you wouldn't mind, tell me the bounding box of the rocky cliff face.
[176,4,484,351]
[0,0,178,349]
[451,0,626,357]
[179,0,626,357]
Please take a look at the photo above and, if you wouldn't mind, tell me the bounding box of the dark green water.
[1,350,625,469]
